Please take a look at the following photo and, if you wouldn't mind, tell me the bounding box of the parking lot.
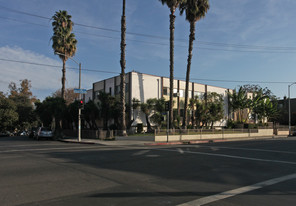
[0,136,296,205]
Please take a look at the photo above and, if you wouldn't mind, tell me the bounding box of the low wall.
[155,129,274,142]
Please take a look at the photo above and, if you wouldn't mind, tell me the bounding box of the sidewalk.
[58,136,155,146]
[58,135,289,146]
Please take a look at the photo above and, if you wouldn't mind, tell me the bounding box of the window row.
[163,87,205,99]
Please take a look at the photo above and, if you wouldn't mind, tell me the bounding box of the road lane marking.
[0,146,101,153]
[178,173,296,206]
[196,145,296,155]
[158,148,296,165]
[132,150,150,156]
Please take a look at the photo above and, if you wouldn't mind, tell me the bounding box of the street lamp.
[55,52,82,142]
[288,82,296,136]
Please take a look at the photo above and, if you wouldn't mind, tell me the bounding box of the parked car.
[35,127,54,140]
[19,131,28,136]
[0,131,13,137]
[29,127,38,138]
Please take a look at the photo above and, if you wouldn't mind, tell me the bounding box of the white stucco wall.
[131,72,162,103]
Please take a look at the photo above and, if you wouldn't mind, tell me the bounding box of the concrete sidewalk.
[58,135,289,146]
[58,136,155,146]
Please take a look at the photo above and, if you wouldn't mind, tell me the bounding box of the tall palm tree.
[180,0,209,128]
[51,10,77,100]
[120,0,127,136]
[159,0,185,129]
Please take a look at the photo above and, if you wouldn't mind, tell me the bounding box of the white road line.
[158,148,296,165]
[197,145,296,155]
[0,143,59,148]
[178,173,296,206]
[132,150,150,156]
[0,146,100,153]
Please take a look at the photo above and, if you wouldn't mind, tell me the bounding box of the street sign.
[74,88,87,94]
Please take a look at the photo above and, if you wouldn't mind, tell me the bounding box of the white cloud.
[0,46,97,100]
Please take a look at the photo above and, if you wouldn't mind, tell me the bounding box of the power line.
[186,77,293,84]
[1,5,296,52]
[1,15,296,54]
[1,58,292,85]
[0,58,120,74]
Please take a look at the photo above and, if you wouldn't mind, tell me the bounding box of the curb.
[58,139,96,145]
[144,139,225,146]
[144,136,289,146]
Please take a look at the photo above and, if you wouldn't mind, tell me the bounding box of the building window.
[109,87,112,95]
[179,90,184,97]
[115,85,120,94]
[163,87,169,96]
[194,91,204,99]
[125,83,129,93]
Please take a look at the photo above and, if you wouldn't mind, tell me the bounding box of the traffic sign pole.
[78,63,81,142]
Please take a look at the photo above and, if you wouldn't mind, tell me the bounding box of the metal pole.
[289,85,291,136]
[78,63,82,142]
[167,111,169,142]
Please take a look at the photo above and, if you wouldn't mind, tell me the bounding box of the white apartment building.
[90,71,232,129]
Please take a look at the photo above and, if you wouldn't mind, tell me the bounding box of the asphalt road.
[1,136,296,206]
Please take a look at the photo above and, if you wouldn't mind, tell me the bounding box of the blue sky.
[1,0,296,100]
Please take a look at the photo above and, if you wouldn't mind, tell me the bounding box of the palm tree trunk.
[183,22,196,129]
[145,114,151,132]
[61,59,66,99]
[120,0,127,136]
[169,12,176,129]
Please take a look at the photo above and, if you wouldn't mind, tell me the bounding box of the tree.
[148,98,166,129]
[8,79,37,130]
[83,100,100,129]
[140,98,157,132]
[120,0,127,135]
[53,88,78,105]
[35,97,66,130]
[51,10,77,100]
[228,87,249,123]
[97,92,118,130]
[206,92,224,128]
[180,0,210,128]
[0,96,18,132]
[159,0,185,129]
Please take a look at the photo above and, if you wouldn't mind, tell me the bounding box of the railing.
[154,128,258,136]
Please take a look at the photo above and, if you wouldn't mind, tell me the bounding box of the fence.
[154,128,274,142]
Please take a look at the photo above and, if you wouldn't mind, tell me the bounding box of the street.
[1,136,296,206]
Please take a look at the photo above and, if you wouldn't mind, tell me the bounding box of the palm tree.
[51,10,77,100]
[159,0,185,129]
[228,87,249,123]
[120,0,127,136]
[180,0,209,128]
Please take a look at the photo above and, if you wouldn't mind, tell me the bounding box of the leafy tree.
[8,79,37,130]
[206,92,224,128]
[35,97,66,130]
[83,100,100,129]
[0,96,18,132]
[159,0,186,129]
[53,88,78,105]
[120,0,127,135]
[149,98,166,129]
[228,86,249,123]
[51,10,77,100]
[180,0,210,128]
[140,98,158,132]
[97,92,119,130]
[193,92,224,128]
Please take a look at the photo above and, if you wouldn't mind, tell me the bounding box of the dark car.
[29,127,38,138]
[35,127,54,140]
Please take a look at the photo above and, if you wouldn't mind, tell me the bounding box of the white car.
[35,127,54,140]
